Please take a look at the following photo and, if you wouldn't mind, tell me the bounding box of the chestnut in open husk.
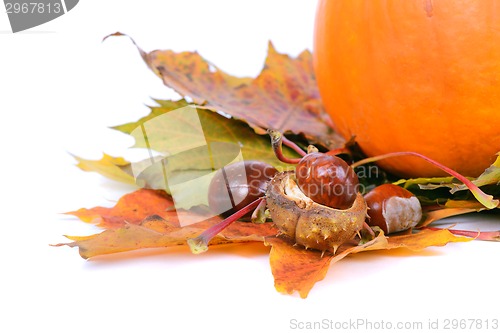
[266,171,368,253]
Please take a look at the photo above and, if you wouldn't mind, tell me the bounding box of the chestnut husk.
[266,171,368,253]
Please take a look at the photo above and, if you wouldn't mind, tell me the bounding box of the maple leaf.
[112,99,298,171]
[105,33,344,150]
[65,189,176,229]
[419,207,481,227]
[74,100,300,204]
[111,100,299,209]
[60,188,475,297]
[56,215,278,260]
[60,188,278,258]
[265,237,335,298]
[65,188,250,230]
[265,229,470,298]
[72,153,135,185]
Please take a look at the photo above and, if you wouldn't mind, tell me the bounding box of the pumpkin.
[313,0,500,177]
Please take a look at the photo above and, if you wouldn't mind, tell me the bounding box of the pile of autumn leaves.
[56,34,500,298]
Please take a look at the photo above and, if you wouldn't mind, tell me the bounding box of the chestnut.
[295,152,359,210]
[266,171,367,253]
[364,184,422,234]
[208,160,277,217]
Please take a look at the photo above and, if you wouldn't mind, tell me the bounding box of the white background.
[1,1,499,333]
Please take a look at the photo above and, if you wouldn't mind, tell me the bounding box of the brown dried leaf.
[106,33,343,149]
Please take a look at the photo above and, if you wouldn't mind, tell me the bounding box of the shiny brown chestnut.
[208,160,277,217]
[364,184,422,234]
[295,152,359,210]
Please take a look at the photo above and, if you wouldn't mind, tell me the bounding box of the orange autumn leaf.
[56,215,278,259]
[334,228,471,260]
[105,33,344,149]
[65,189,176,229]
[384,228,471,250]
[265,229,470,298]
[66,189,185,229]
[419,207,479,228]
[265,236,334,299]
[66,188,275,230]
[61,187,472,297]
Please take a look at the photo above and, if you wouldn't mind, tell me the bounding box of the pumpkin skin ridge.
[314,0,500,178]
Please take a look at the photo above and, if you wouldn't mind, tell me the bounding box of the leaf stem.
[350,151,499,209]
[267,129,303,164]
[187,197,264,254]
[281,136,307,157]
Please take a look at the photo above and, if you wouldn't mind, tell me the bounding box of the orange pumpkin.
[314,0,500,178]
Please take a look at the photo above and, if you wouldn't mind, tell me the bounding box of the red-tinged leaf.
[56,215,278,259]
[265,229,469,298]
[106,33,344,149]
[65,189,176,229]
